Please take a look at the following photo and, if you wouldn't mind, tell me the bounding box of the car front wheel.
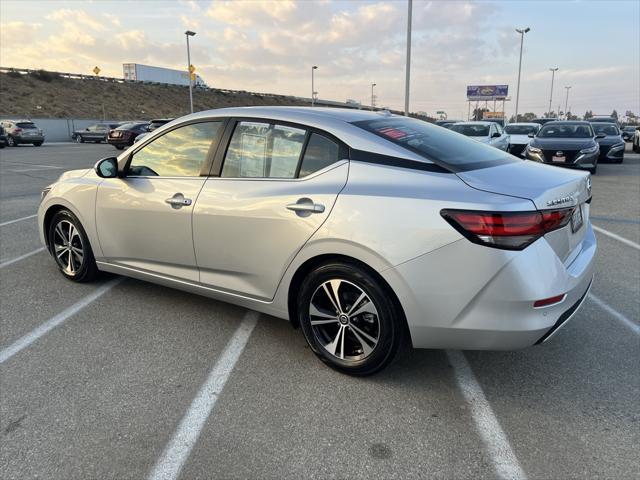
[76,135,84,143]
[48,210,98,282]
[297,262,404,375]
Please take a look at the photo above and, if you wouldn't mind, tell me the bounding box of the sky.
[1,0,638,119]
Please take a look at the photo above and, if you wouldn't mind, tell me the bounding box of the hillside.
[0,70,311,120]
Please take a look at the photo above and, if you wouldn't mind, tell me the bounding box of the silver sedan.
[38,107,596,375]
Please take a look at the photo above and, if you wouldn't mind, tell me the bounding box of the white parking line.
[0,247,46,269]
[148,310,259,480]
[0,278,123,364]
[592,225,640,251]
[446,350,527,480]
[0,214,37,227]
[588,293,640,335]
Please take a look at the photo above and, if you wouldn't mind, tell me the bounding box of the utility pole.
[185,30,196,114]
[371,83,377,109]
[564,86,572,120]
[514,27,530,122]
[311,65,318,107]
[404,0,412,116]
[548,67,558,116]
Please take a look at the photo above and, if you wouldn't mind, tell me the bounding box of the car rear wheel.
[297,262,404,375]
[48,210,99,282]
[114,145,124,150]
[33,142,42,147]
[7,136,16,147]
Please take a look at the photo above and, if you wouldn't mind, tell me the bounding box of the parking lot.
[1,142,638,479]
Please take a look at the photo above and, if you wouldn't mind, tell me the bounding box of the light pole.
[371,83,377,109]
[404,0,412,116]
[548,67,558,116]
[185,30,196,114]
[564,86,572,119]
[514,27,530,122]
[311,65,318,107]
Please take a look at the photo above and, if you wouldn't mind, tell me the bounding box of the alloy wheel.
[309,279,380,362]
[52,219,84,275]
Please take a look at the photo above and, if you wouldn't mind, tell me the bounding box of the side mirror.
[595,133,606,139]
[492,132,501,138]
[86,128,90,131]
[528,132,535,138]
[94,157,119,178]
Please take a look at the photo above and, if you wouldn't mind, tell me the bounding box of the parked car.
[449,121,510,151]
[0,125,7,148]
[531,118,557,126]
[621,126,637,142]
[525,121,602,174]
[73,123,121,143]
[38,107,596,375]
[589,116,619,127]
[590,123,625,163]
[107,122,149,150]
[0,119,44,146]
[435,120,462,128]
[134,118,176,144]
[504,122,540,157]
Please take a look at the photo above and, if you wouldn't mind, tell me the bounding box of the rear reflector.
[441,207,574,250]
[533,294,566,308]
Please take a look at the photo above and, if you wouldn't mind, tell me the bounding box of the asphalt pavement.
[1,142,638,479]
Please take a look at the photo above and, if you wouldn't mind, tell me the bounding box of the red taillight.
[533,294,566,308]
[14,128,22,133]
[441,208,574,250]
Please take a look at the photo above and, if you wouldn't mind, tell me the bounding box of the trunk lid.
[456,160,592,263]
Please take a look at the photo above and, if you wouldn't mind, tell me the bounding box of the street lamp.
[185,30,196,114]
[514,27,530,122]
[564,86,572,119]
[371,83,377,109]
[548,67,559,117]
[311,65,318,107]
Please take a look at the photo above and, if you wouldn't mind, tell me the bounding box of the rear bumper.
[107,138,132,147]
[381,224,597,350]
[15,135,45,144]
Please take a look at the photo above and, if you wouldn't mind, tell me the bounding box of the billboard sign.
[467,85,509,100]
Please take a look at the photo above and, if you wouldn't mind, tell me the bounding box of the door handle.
[286,198,325,216]
[165,193,192,209]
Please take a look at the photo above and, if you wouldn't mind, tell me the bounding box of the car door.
[193,120,349,300]
[95,120,225,281]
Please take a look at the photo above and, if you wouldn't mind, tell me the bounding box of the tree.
[611,109,618,120]
[584,110,593,120]
[472,107,489,121]
[566,112,578,120]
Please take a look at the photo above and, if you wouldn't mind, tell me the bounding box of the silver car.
[450,121,510,151]
[38,107,596,375]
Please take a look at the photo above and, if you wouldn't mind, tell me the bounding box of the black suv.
[0,119,45,146]
[73,123,121,143]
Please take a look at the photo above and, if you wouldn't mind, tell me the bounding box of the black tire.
[114,145,124,150]
[47,209,99,282]
[76,135,84,143]
[7,136,16,147]
[33,142,42,147]
[297,262,404,375]
[589,165,597,175]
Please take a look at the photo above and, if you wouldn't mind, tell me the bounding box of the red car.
[107,122,149,150]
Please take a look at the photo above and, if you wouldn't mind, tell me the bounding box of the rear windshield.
[449,124,489,136]
[16,122,37,129]
[538,124,593,138]
[117,123,147,131]
[352,117,517,172]
[591,124,619,135]
[505,124,538,135]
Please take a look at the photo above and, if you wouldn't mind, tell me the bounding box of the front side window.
[222,122,306,178]
[129,122,222,177]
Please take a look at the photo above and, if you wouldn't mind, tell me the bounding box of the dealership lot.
[1,143,638,479]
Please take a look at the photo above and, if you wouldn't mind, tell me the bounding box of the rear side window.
[354,117,517,172]
[299,134,339,177]
[222,122,306,178]
[17,122,37,129]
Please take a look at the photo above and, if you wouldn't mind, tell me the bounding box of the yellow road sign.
[93,66,101,75]
[188,64,196,74]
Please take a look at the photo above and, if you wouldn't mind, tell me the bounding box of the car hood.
[58,168,91,181]
[456,160,591,210]
[530,137,596,150]
[508,134,532,145]
[595,135,624,146]
[468,136,490,144]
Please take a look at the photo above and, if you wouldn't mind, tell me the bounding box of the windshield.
[352,117,517,172]
[449,124,489,137]
[16,122,37,129]
[538,124,593,138]
[505,125,538,135]
[592,124,619,136]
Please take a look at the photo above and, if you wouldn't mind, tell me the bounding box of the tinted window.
[353,117,517,171]
[222,122,306,178]
[538,124,593,138]
[16,122,37,129]
[449,124,490,136]
[299,134,340,177]
[505,125,538,135]
[591,124,619,135]
[129,122,221,177]
[117,122,147,131]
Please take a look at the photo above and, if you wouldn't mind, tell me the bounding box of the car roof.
[506,122,540,127]
[541,121,591,126]
[452,121,494,126]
